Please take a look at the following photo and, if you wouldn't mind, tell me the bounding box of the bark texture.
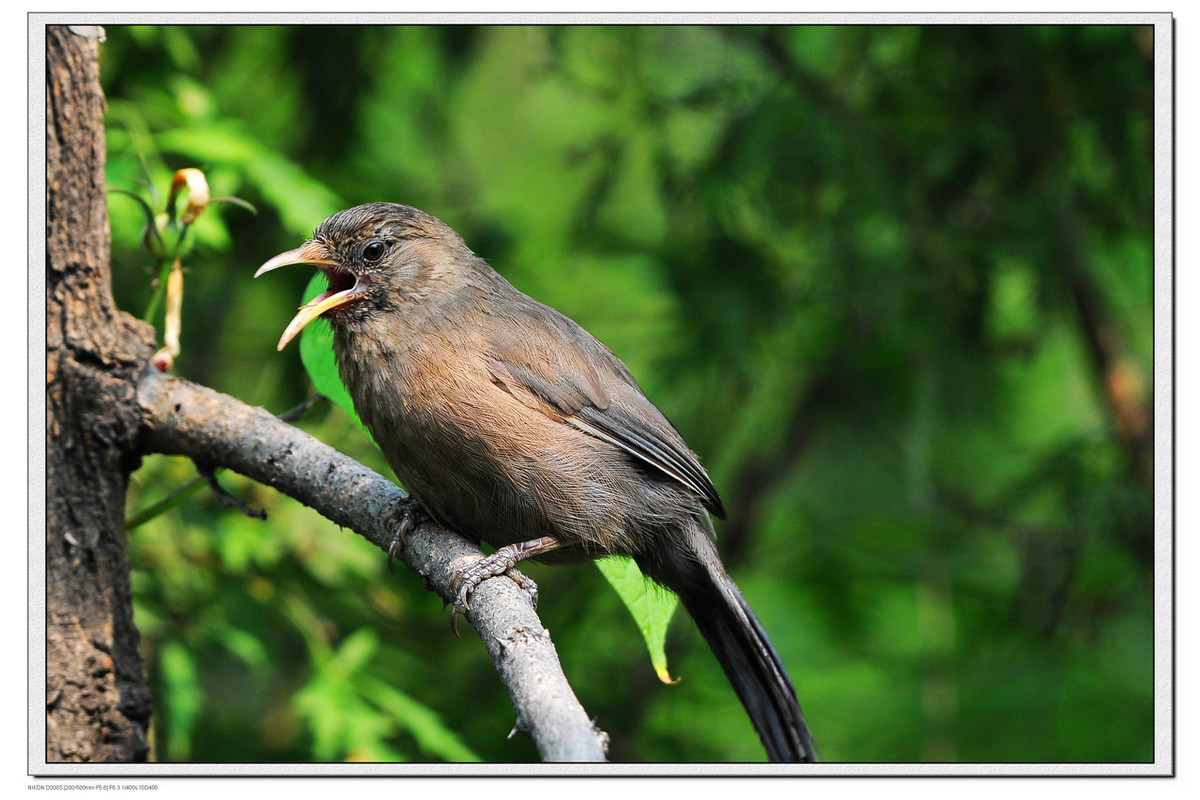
[45,25,157,763]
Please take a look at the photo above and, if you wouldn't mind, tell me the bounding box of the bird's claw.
[384,500,428,574]
[446,553,541,637]
[505,566,540,608]
[447,571,475,639]
[387,537,402,574]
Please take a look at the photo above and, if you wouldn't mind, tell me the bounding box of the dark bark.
[45,24,157,762]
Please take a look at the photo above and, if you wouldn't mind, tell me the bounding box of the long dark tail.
[637,522,817,762]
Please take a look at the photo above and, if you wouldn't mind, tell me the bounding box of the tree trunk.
[44,24,157,763]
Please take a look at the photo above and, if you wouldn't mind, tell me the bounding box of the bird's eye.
[362,240,389,264]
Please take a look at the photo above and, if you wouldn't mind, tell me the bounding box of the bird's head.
[255,202,470,350]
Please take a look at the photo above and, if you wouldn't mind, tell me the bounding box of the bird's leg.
[449,536,560,635]
[385,498,430,573]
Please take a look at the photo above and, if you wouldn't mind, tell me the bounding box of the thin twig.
[279,393,327,423]
[124,394,327,530]
[124,474,205,530]
[194,460,267,520]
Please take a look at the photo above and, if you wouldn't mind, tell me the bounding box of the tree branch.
[134,368,608,762]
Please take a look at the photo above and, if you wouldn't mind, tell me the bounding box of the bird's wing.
[484,300,725,518]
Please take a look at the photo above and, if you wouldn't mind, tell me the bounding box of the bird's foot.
[385,499,429,573]
[503,566,540,608]
[447,536,560,636]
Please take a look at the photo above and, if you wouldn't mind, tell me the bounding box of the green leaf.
[157,123,342,235]
[358,674,481,762]
[594,557,680,683]
[297,273,372,440]
[216,625,270,671]
[292,628,477,762]
[330,627,380,676]
[160,640,203,760]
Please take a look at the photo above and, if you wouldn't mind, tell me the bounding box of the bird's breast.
[333,325,641,555]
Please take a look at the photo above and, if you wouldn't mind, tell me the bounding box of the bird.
[256,202,817,762]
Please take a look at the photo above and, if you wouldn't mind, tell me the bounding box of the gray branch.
[135,367,608,763]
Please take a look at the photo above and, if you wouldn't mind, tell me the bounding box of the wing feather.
[484,298,725,518]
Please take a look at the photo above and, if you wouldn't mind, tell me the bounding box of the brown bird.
[257,202,816,762]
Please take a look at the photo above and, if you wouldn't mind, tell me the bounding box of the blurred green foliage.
[102,24,1155,763]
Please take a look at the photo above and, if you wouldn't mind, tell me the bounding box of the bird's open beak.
[256,241,365,351]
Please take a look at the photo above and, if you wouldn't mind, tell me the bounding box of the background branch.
[135,368,609,762]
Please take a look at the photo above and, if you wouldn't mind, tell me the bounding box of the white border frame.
[27,11,1175,779]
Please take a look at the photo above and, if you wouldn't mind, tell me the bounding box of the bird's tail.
[638,521,817,763]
